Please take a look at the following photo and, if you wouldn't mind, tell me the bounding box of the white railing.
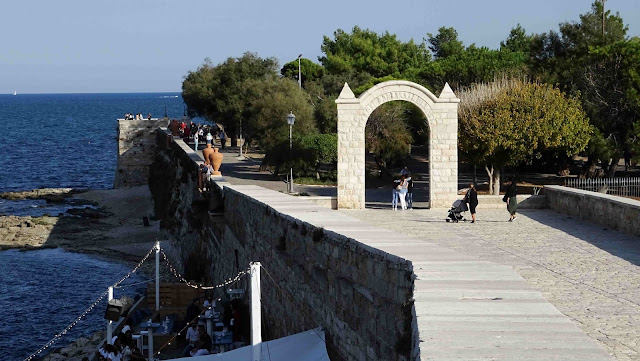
[564,177,640,199]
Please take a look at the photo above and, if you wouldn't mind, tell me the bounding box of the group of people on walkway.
[462,178,518,223]
[124,113,151,120]
[391,167,413,210]
[392,167,519,222]
[170,120,227,152]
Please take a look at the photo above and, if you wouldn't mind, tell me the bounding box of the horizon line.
[3,90,182,95]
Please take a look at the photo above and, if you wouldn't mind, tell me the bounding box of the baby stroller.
[446,199,468,223]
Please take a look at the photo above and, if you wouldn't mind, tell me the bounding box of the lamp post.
[297,54,302,89]
[286,111,296,193]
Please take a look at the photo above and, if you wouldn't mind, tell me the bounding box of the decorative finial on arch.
[338,82,356,99]
[439,82,458,100]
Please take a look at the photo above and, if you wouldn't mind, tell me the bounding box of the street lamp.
[286,111,296,193]
[297,54,303,89]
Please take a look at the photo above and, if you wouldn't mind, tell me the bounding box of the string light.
[22,244,156,361]
[150,259,250,358]
[23,290,108,361]
[160,249,249,290]
[23,244,248,361]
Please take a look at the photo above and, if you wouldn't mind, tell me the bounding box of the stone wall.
[546,185,640,238]
[114,118,169,188]
[149,130,416,361]
[214,186,414,360]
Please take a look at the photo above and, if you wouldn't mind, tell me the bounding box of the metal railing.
[564,177,640,199]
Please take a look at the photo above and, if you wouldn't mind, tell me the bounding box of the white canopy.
[170,328,330,361]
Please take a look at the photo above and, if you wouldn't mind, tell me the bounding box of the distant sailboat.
[13,90,17,96]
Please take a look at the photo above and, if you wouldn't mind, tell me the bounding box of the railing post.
[155,241,160,312]
[107,286,113,344]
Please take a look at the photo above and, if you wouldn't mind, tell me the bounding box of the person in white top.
[206,131,213,145]
[182,322,200,357]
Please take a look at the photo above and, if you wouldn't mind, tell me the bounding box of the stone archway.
[335,80,460,209]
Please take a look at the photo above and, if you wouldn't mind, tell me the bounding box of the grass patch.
[295,177,337,186]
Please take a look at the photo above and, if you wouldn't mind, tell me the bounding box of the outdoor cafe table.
[212,331,233,353]
[199,312,220,338]
[139,322,160,359]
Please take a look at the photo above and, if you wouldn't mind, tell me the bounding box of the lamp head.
[286,111,296,125]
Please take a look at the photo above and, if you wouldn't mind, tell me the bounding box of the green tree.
[419,46,527,90]
[579,39,640,176]
[426,27,465,59]
[319,26,430,80]
[182,53,279,141]
[500,24,533,54]
[243,77,316,152]
[281,58,325,86]
[459,79,591,194]
[530,1,628,87]
[365,102,414,173]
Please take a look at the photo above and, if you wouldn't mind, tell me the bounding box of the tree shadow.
[520,209,640,267]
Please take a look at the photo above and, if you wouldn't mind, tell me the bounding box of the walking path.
[226,185,614,360]
[199,143,639,359]
[342,208,640,361]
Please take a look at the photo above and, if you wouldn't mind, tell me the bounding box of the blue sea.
[0,93,185,360]
[0,249,148,361]
[0,92,187,194]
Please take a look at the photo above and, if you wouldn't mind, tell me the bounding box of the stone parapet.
[546,185,640,238]
[114,118,169,188]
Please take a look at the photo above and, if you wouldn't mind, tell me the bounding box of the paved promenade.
[342,208,640,361]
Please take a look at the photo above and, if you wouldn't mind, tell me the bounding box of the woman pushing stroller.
[464,183,478,223]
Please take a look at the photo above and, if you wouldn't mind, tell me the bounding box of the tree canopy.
[459,79,591,193]
[182,1,639,181]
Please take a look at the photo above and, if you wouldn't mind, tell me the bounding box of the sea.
[0,93,187,360]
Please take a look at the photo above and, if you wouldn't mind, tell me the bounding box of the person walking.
[206,130,213,145]
[399,174,409,210]
[504,178,518,221]
[392,176,401,210]
[193,131,199,151]
[406,173,414,209]
[464,183,478,223]
[219,130,226,149]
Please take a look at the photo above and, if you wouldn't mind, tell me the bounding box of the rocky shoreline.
[0,186,161,261]
[39,331,106,361]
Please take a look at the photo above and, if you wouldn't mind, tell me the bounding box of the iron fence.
[564,177,640,199]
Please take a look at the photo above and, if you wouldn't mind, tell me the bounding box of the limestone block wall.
[546,185,640,238]
[215,187,415,361]
[114,118,169,188]
[149,131,417,360]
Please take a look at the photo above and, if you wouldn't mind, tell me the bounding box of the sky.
[1,0,638,94]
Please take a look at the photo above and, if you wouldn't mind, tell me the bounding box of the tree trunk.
[485,165,501,195]
[492,167,501,195]
[485,165,493,193]
[580,156,598,179]
[606,157,621,178]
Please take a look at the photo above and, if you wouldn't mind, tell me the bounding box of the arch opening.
[363,101,430,208]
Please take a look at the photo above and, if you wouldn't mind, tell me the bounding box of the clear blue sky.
[1,0,638,94]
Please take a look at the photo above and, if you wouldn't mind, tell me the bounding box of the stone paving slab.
[224,185,614,360]
[343,207,640,361]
